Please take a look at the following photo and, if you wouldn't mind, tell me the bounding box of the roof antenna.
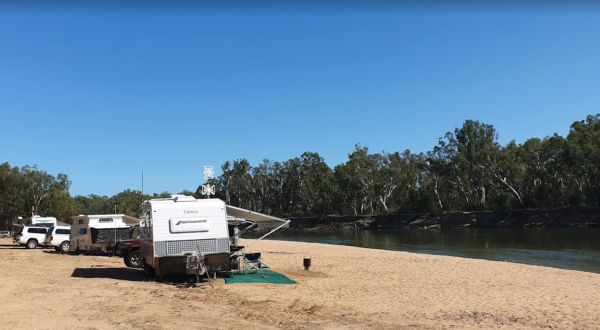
[141,170,144,202]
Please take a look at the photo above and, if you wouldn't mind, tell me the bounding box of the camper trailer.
[14,215,58,227]
[70,214,139,254]
[140,196,231,278]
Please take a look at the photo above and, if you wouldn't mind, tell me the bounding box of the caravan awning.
[226,205,289,229]
[121,215,140,225]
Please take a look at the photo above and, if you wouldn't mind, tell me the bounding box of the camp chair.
[242,252,268,272]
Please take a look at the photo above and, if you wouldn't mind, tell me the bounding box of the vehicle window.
[28,228,48,234]
[79,228,87,235]
[99,218,113,223]
[56,229,70,235]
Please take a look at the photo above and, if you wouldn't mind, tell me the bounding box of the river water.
[260,228,600,274]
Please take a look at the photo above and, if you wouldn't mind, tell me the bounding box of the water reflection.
[253,228,600,274]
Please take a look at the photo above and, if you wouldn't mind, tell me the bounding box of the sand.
[0,237,599,329]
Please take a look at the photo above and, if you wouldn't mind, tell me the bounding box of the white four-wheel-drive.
[45,226,71,253]
[14,226,50,249]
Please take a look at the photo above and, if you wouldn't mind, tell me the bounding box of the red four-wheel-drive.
[114,238,142,268]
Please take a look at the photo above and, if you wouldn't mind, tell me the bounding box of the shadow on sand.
[0,244,27,249]
[71,267,145,282]
[43,250,72,256]
[71,267,218,288]
[0,244,57,250]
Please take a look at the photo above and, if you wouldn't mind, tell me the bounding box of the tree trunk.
[433,178,444,210]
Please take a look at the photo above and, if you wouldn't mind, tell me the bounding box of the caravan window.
[99,218,113,223]
[79,228,87,235]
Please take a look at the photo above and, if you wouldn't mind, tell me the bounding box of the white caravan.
[70,214,139,253]
[140,196,231,278]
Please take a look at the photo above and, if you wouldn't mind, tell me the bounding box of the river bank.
[289,206,600,230]
[261,227,600,274]
[1,237,600,329]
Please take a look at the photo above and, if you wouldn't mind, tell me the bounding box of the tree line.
[0,114,598,228]
[0,164,74,229]
[201,114,600,217]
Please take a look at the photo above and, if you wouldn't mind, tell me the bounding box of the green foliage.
[2,114,599,222]
[566,115,600,205]
[0,163,74,228]
[72,189,150,218]
[202,114,600,217]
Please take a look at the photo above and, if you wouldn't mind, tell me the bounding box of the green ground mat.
[225,269,296,284]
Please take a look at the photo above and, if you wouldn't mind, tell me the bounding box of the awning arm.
[231,218,291,257]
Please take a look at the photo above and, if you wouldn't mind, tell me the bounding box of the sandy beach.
[0,237,599,329]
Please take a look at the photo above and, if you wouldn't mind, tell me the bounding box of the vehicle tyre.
[143,263,156,281]
[60,241,70,254]
[125,249,143,268]
[26,239,38,249]
[70,247,80,255]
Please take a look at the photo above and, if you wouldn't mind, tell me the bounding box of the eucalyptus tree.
[566,114,600,206]
[218,161,234,205]
[112,189,148,216]
[334,146,379,215]
[0,163,25,229]
[439,120,502,210]
[374,150,427,213]
[516,138,545,208]
[0,164,74,225]
[333,161,362,215]
[537,135,572,208]
[216,159,253,209]
[21,165,56,216]
[279,157,302,216]
[374,152,399,212]
[267,161,285,216]
[297,152,336,216]
[43,173,75,222]
[488,140,526,210]
[425,148,454,211]
[251,159,279,214]
[72,194,112,215]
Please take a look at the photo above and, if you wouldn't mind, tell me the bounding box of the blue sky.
[0,5,598,196]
